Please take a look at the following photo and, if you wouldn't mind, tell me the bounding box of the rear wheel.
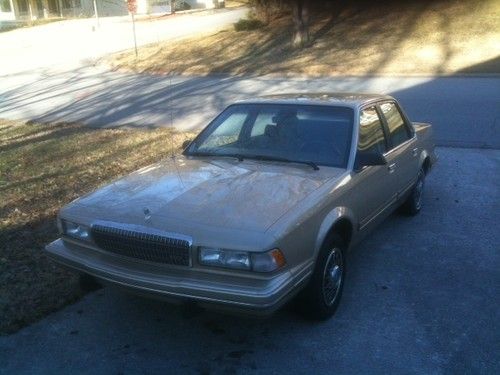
[402,168,425,215]
[297,235,346,320]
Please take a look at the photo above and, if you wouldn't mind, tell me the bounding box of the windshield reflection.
[185,104,354,169]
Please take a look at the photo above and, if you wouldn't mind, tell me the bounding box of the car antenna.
[169,61,175,159]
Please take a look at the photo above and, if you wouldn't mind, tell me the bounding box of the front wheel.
[296,235,346,320]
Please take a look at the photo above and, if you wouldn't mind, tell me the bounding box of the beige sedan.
[46,93,436,320]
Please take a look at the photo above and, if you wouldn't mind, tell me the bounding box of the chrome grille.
[91,224,191,266]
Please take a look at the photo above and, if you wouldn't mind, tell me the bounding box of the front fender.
[313,206,356,260]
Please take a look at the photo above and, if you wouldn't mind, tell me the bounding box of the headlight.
[62,220,91,241]
[199,247,250,270]
[199,247,285,272]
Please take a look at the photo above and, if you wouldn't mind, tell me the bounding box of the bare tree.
[291,0,310,48]
[250,0,312,48]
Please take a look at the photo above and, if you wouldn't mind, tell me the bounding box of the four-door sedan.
[46,93,436,320]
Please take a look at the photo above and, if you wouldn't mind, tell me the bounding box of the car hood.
[66,156,344,233]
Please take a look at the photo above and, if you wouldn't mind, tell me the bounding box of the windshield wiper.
[187,151,244,161]
[187,152,319,170]
[242,154,319,171]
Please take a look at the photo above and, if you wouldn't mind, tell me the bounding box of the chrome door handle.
[388,163,396,173]
[412,147,419,157]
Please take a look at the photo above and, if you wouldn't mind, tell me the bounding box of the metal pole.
[57,0,63,17]
[131,12,138,57]
[93,0,99,27]
[27,0,33,22]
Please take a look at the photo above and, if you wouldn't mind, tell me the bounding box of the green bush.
[234,18,264,32]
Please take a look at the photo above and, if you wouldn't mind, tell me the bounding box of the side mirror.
[354,151,387,170]
[182,139,192,150]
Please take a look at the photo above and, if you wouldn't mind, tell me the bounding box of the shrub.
[234,18,264,32]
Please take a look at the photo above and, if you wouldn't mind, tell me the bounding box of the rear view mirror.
[182,139,192,150]
[354,151,387,170]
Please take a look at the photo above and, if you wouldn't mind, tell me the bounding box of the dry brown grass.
[225,0,248,8]
[107,0,500,76]
[0,119,195,334]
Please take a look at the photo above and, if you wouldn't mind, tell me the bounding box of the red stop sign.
[127,0,137,14]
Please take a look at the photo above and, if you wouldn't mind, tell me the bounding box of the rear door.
[378,101,420,197]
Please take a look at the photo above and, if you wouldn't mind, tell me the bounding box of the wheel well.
[422,156,431,175]
[328,218,353,248]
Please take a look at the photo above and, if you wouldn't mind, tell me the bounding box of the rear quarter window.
[380,102,411,148]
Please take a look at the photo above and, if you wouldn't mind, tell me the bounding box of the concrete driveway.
[1,147,499,374]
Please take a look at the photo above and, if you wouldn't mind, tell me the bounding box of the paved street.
[0,7,246,75]
[1,68,499,148]
[1,147,499,374]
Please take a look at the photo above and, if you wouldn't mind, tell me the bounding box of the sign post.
[93,0,99,28]
[127,0,138,57]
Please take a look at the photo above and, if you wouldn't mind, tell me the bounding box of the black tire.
[78,273,102,292]
[402,168,425,216]
[296,234,346,320]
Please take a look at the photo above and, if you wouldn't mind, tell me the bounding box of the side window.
[380,102,411,148]
[199,112,247,149]
[358,107,387,154]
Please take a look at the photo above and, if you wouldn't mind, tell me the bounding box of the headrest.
[272,110,298,124]
[265,125,278,137]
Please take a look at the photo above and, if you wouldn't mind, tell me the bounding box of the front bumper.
[45,238,311,315]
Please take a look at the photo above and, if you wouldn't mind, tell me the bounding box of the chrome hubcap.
[330,266,341,285]
[323,248,343,306]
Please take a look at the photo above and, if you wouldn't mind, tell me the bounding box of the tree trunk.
[292,0,309,48]
[171,0,176,14]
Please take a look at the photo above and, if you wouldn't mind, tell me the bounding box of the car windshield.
[185,103,354,168]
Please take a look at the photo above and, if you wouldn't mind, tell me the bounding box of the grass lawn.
[0,119,194,334]
[0,18,64,33]
[106,0,500,76]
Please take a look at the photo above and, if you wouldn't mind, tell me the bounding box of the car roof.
[235,92,394,108]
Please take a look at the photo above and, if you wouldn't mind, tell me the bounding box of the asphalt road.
[0,8,246,74]
[1,69,499,148]
[1,147,499,374]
